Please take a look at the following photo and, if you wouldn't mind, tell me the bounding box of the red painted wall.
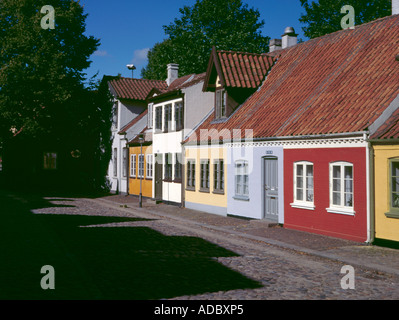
[284,147,368,242]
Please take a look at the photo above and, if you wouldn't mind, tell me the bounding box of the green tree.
[141,0,270,80]
[0,0,111,192]
[0,0,100,139]
[299,0,392,39]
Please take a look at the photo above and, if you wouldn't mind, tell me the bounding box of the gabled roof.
[118,109,148,135]
[147,72,207,101]
[202,47,276,91]
[187,15,399,144]
[108,77,167,101]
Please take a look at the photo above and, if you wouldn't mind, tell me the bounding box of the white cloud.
[93,50,109,57]
[132,48,150,65]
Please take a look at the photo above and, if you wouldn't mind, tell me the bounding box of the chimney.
[282,27,298,49]
[393,0,399,15]
[166,63,179,86]
[269,39,282,53]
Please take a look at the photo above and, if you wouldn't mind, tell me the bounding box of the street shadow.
[0,190,262,300]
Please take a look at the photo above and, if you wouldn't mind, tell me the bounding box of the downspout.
[367,135,376,244]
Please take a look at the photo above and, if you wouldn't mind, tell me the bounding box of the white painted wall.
[107,99,146,194]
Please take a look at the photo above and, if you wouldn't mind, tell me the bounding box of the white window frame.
[122,148,128,178]
[146,154,153,179]
[130,154,136,178]
[291,161,315,210]
[235,160,249,199]
[327,161,355,215]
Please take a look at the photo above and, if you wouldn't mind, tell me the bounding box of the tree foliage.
[0,0,100,139]
[299,0,392,39]
[0,0,116,192]
[141,0,270,80]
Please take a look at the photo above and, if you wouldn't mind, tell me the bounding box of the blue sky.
[79,0,306,82]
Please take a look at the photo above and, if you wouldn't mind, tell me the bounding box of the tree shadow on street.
[0,190,262,300]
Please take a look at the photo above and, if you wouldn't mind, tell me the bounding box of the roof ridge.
[216,49,268,56]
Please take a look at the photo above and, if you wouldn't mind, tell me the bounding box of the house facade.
[183,48,276,216]
[128,126,153,199]
[369,94,399,247]
[150,64,214,205]
[107,77,166,194]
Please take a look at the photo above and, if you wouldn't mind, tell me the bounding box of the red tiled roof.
[169,72,207,91]
[118,109,147,134]
[371,106,399,139]
[188,15,399,143]
[147,72,207,100]
[203,47,276,90]
[108,77,167,101]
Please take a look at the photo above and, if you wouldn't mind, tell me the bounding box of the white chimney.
[281,27,298,49]
[166,63,179,86]
[269,39,282,53]
[393,0,399,15]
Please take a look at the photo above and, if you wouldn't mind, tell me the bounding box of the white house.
[107,76,166,193]
[148,64,214,205]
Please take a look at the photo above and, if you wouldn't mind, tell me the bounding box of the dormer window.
[216,89,226,119]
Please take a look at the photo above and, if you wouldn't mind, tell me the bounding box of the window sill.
[199,188,210,193]
[233,195,250,202]
[290,202,315,211]
[385,211,399,219]
[326,207,355,216]
[185,187,196,192]
[213,189,225,195]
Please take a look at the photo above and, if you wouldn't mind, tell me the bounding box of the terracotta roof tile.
[108,77,167,101]
[217,50,275,89]
[188,15,399,143]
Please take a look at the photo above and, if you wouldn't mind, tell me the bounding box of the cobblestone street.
[28,193,399,300]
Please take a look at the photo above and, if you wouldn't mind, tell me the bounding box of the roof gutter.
[183,131,367,146]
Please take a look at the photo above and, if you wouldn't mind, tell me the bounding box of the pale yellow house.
[370,105,399,247]
[184,144,228,216]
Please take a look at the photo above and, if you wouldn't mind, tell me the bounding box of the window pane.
[306,165,313,177]
[306,188,314,202]
[296,188,303,201]
[344,193,353,207]
[392,177,399,193]
[392,192,399,208]
[296,164,303,177]
[296,176,303,189]
[333,192,341,206]
[344,166,353,179]
[344,178,353,193]
[392,162,399,177]
[333,166,341,179]
[333,178,341,192]
[243,175,249,195]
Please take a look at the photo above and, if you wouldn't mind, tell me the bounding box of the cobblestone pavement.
[31,194,399,300]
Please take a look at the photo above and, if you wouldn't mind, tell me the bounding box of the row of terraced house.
[106,4,399,247]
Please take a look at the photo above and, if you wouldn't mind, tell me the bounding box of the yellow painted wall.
[129,145,153,198]
[374,144,399,242]
[184,146,227,209]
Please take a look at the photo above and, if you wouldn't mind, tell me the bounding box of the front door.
[154,153,163,201]
[263,157,278,221]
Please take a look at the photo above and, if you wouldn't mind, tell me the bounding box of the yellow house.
[128,130,153,199]
[184,144,227,216]
[370,106,399,247]
[372,144,399,246]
